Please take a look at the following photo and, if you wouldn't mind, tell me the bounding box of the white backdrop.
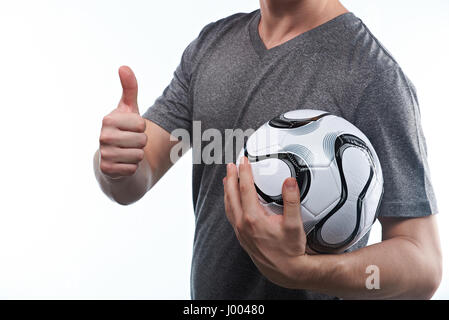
[0,0,447,299]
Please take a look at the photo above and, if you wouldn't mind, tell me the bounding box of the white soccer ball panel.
[321,199,358,245]
[302,166,341,217]
[252,158,291,197]
[245,123,287,156]
[319,146,372,245]
[237,109,384,253]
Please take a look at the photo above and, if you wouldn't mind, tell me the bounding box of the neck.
[258,0,348,49]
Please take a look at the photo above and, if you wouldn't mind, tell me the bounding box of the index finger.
[238,157,262,216]
[224,163,243,225]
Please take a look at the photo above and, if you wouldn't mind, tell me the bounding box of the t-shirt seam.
[358,18,398,65]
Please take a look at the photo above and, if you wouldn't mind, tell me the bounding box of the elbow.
[410,255,442,300]
[421,244,443,299]
[420,260,442,299]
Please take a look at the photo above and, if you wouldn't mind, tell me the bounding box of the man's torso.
[181,10,395,299]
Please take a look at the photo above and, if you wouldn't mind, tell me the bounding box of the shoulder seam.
[358,18,398,66]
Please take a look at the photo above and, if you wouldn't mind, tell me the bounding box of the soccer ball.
[236,109,384,253]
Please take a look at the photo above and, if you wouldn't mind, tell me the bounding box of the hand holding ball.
[236,110,384,253]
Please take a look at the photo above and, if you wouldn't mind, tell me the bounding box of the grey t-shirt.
[143,10,437,299]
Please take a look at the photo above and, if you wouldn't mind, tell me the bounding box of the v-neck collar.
[248,9,355,60]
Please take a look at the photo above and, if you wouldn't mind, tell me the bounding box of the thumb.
[282,178,303,228]
[118,65,139,113]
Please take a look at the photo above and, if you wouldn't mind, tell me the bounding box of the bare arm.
[93,66,186,205]
[289,215,442,299]
[223,160,442,300]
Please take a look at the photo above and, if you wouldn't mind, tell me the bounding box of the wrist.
[287,254,316,289]
[288,253,350,292]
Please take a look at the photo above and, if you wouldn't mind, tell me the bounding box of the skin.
[93,66,180,205]
[94,0,442,299]
[221,0,442,299]
[224,159,442,299]
[258,0,348,49]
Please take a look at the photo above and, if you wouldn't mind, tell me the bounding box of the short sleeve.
[142,24,213,137]
[354,66,438,218]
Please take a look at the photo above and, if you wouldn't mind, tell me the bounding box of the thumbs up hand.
[99,66,148,179]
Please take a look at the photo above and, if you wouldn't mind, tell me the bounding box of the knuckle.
[99,132,113,145]
[135,149,145,161]
[99,134,106,145]
[136,118,146,132]
[243,214,255,227]
[99,147,108,159]
[138,134,148,148]
[235,221,244,233]
[284,222,300,234]
[283,196,300,207]
[102,115,114,127]
[126,165,138,176]
[239,183,248,194]
[99,161,111,174]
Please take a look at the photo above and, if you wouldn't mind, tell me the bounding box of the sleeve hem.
[142,105,191,137]
[378,201,438,218]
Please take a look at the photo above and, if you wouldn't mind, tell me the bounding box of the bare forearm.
[223,159,441,299]
[291,238,440,299]
[93,149,153,205]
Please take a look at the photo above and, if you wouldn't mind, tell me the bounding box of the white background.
[0,0,448,299]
